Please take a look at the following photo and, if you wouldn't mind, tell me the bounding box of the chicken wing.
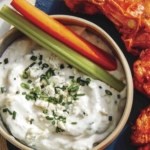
[133,49,150,98]
[130,105,150,146]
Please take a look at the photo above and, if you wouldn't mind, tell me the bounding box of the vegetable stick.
[11,0,117,71]
[0,5,125,91]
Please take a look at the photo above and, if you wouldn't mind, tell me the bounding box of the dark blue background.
[7,0,149,150]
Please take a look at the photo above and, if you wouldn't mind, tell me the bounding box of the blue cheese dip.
[0,26,126,150]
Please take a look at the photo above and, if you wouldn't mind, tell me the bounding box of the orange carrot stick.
[11,0,117,71]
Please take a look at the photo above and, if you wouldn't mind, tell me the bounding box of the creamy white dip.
[0,26,126,150]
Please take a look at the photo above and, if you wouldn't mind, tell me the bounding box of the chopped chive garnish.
[61,86,67,91]
[69,86,79,92]
[67,64,72,69]
[76,77,91,86]
[3,108,8,113]
[30,62,36,67]
[3,108,7,113]
[71,79,76,83]
[25,94,35,101]
[43,109,48,114]
[41,85,45,89]
[52,120,55,125]
[42,63,49,69]
[45,116,53,120]
[39,55,43,60]
[16,91,20,94]
[22,92,26,95]
[4,58,9,64]
[34,87,40,94]
[75,93,85,96]
[12,111,16,120]
[0,62,2,64]
[22,72,28,79]
[85,78,91,85]
[60,64,64,69]
[67,101,72,105]
[68,83,74,91]
[82,111,86,115]
[8,109,13,115]
[30,55,37,61]
[70,94,79,100]
[3,108,12,115]
[1,87,7,93]
[105,90,112,96]
[40,94,49,98]
[27,80,32,84]
[46,68,55,76]
[14,78,16,80]
[59,94,63,103]
[20,83,30,89]
[46,71,51,79]
[69,76,74,79]
[62,119,66,123]
[52,111,56,117]
[76,77,85,86]
[47,97,58,104]
[29,90,39,100]
[55,127,65,133]
[30,87,40,95]
[117,94,121,99]
[47,97,53,102]
[45,78,50,85]
[25,62,36,72]
[25,94,31,100]
[62,102,66,106]
[30,119,34,124]
[99,86,102,89]
[38,61,42,65]
[59,116,66,121]
[58,116,63,119]
[40,75,50,85]
[71,122,77,125]
[108,116,113,121]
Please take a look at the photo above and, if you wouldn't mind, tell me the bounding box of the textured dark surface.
[7,0,149,150]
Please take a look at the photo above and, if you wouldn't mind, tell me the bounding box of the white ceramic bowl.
[0,15,133,150]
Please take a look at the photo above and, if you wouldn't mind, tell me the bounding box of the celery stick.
[0,5,125,91]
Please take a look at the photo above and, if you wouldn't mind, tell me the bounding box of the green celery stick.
[0,5,125,91]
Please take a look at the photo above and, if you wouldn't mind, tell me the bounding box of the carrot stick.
[11,0,117,71]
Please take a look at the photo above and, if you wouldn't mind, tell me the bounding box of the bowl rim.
[0,14,133,150]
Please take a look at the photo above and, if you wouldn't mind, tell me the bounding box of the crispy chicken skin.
[130,105,150,146]
[133,49,150,98]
